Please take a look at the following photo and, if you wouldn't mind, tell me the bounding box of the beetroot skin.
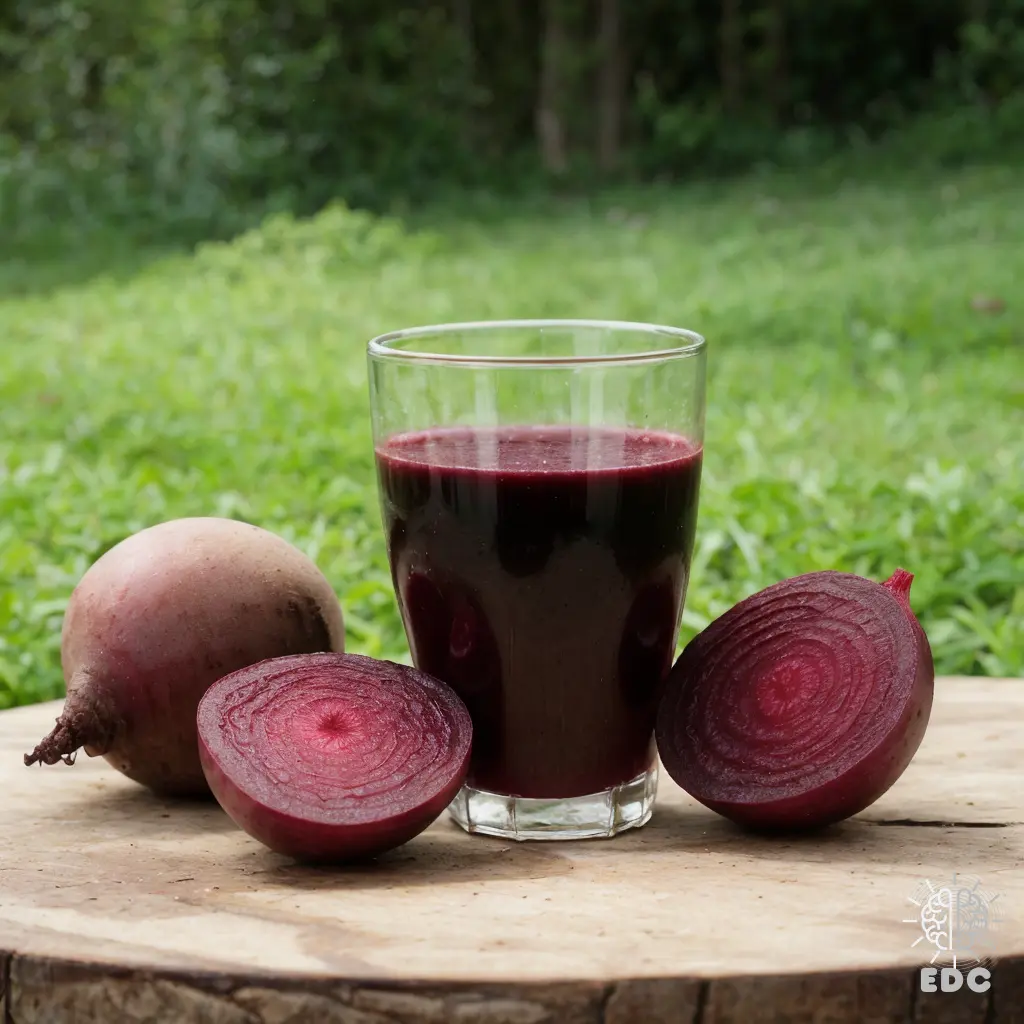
[655,569,934,830]
[24,517,345,796]
[197,652,473,862]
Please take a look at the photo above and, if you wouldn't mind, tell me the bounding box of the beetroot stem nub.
[883,567,914,603]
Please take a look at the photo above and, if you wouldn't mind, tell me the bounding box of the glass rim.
[366,319,705,367]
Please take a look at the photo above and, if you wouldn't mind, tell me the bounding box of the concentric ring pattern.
[199,653,472,825]
[657,571,919,804]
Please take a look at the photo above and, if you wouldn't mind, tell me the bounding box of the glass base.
[447,766,658,841]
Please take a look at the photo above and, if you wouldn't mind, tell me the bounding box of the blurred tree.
[595,0,626,169]
[764,0,787,121]
[537,0,570,173]
[1,0,1022,231]
[719,0,745,112]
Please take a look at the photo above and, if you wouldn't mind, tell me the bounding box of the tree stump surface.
[2,676,1022,1023]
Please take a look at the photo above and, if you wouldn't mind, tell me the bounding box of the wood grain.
[1,676,1022,1023]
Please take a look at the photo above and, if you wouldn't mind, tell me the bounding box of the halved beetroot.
[197,652,472,861]
[655,569,934,830]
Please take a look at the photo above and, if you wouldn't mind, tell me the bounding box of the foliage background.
[1,1,1022,706]
[2,0,1024,236]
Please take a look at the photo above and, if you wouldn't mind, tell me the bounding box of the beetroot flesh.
[197,652,473,862]
[24,517,345,796]
[655,569,934,831]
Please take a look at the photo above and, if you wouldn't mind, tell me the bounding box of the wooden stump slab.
[1,676,1022,1023]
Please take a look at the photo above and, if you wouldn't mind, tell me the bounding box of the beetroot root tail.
[24,720,82,766]
[23,691,113,767]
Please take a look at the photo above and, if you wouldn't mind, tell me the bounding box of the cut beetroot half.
[197,652,472,862]
[655,569,934,831]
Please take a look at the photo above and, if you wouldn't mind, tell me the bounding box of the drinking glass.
[367,320,706,840]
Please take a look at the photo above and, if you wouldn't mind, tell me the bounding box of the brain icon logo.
[920,887,955,952]
[906,874,1002,967]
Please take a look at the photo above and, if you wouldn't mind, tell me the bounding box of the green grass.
[2,164,1022,708]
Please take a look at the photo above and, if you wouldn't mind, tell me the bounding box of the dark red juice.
[375,425,702,799]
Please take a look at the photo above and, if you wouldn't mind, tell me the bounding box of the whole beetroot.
[24,517,345,796]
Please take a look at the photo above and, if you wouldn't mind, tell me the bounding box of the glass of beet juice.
[368,320,705,840]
